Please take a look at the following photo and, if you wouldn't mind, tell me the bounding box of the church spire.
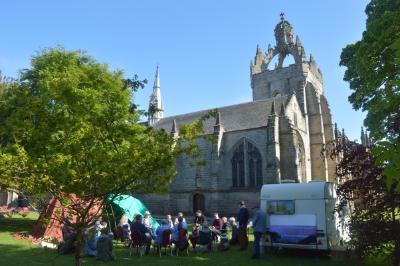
[148,65,164,126]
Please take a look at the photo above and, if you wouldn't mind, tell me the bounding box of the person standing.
[251,206,266,259]
[237,201,249,250]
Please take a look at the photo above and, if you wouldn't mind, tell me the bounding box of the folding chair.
[175,229,189,256]
[129,230,145,256]
[198,229,212,251]
[158,230,172,257]
[115,225,124,241]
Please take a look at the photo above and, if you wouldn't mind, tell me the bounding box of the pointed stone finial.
[280,103,285,115]
[256,44,262,54]
[270,101,276,115]
[170,119,178,138]
[334,123,339,142]
[280,12,285,21]
[301,47,306,58]
[342,128,346,142]
[214,111,223,135]
[309,54,315,63]
[295,35,302,46]
[268,43,272,51]
[215,111,221,125]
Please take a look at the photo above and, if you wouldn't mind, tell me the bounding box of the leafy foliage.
[329,140,400,265]
[0,48,215,265]
[339,0,400,190]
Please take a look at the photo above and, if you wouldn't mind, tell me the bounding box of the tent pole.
[109,202,117,230]
[104,203,112,233]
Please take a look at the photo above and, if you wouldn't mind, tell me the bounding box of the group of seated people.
[59,209,241,259]
[117,210,240,255]
[59,217,115,261]
[189,210,239,252]
[118,211,190,255]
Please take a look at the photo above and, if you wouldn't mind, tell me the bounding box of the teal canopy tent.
[106,194,159,230]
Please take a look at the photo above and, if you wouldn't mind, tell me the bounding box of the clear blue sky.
[0,0,369,141]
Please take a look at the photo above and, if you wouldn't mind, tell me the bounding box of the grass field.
[0,213,388,266]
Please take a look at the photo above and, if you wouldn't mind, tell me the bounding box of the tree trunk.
[75,227,83,266]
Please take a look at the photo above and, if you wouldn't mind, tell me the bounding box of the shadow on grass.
[0,215,37,233]
[0,243,73,266]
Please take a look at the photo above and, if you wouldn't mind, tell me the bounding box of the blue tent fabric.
[107,194,159,230]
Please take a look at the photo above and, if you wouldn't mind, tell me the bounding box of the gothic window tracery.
[231,140,263,188]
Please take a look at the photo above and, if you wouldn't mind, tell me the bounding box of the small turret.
[213,111,223,135]
[279,102,285,116]
[334,123,339,142]
[270,101,276,116]
[170,119,178,138]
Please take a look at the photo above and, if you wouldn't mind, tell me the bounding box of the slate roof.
[153,96,289,134]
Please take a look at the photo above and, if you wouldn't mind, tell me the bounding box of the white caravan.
[260,181,349,251]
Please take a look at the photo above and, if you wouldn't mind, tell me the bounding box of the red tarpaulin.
[30,195,103,242]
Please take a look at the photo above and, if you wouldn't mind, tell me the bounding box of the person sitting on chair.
[173,217,187,242]
[118,214,131,241]
[130,214,152,255]
[194,210,205,227]
[174,212,187,225]
[198,221,212,251]
[218,217,230,252]
[212,213,223,242]
[143,211,155,238]
[155,219,172,245]
[228,217,239,245]
[172,216,188,253]
[166,214,174,229]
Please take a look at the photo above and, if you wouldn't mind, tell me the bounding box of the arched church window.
[231,143,244,187]
[231,140,263,188]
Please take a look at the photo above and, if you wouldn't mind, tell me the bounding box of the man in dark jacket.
[130,215,152,254]
[237,201,249,250]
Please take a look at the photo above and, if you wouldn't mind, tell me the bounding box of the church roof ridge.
[153,96,289,134]
[156,96,289,122]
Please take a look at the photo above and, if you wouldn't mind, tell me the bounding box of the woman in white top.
[143,211,153,229]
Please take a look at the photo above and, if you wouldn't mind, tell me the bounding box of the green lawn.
[0,214,387,266]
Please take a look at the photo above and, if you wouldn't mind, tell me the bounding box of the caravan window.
[267,200,295,215]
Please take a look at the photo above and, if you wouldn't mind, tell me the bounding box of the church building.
[138,15,339,215]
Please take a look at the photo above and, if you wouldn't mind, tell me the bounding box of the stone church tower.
[138,15,337,215]
[250,14,336,183]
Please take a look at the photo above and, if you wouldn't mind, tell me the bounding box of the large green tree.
[340,0,400,190]
[0,48,212,265]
